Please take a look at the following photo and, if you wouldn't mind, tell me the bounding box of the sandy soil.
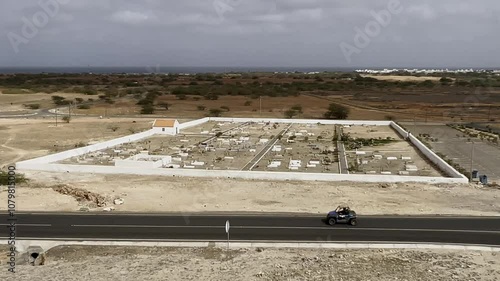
[2,246,498,281]
[0,118,151,167]
[3,171,499,215]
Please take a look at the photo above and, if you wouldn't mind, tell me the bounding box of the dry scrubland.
[1,246,499,281]
[3,172,499,215]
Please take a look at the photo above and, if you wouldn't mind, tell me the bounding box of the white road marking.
[71,225,223,229]
[0,224,52,227]
[70,225,500,234]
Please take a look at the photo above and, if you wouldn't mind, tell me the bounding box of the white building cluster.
[355,68,498,74]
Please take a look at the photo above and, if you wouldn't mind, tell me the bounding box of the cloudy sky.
[0,0,499,68]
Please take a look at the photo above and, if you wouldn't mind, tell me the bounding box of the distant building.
[152,119,179,135]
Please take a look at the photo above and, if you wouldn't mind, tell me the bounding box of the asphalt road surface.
[1,213,499,246]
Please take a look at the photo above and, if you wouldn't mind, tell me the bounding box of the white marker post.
[225,220,230,251]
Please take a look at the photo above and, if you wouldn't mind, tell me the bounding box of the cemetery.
[16,118,468,183]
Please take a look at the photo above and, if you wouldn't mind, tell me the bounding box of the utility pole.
[487,105,492,121]
[259,96,262,117]
[470,141,474,182]
[55,109,58,127]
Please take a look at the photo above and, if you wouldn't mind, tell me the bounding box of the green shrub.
[25,104,40,110]
[77,104,91,110]
[0,170,29,185]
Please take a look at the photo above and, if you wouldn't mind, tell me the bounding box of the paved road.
[1,213,499,246]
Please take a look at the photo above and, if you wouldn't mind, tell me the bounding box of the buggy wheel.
[349,219,357,226]
[328,218,336,226]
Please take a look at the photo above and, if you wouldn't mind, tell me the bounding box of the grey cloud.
[0,0,499,68]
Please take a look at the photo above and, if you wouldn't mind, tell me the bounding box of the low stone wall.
[15,163,467,184]
[209,117,392,126]
[390,122,467,180]
[16,130,156,168]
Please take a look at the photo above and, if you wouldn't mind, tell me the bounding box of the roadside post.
[225,220,230,251]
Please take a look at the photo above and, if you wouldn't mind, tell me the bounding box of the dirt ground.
[3,171,499,215]
[2,246,498,281]
[0,118,151,167]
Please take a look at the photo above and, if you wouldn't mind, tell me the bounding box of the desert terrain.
[0,111,498,215]
[2,171,499,215]
[1,245,499,281]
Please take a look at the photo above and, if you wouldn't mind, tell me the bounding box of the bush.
[291,104,303,113]
[176,94,187,100]
[208,108,223,117]
[51,95,70,105]
[205,93,219,100]
[220,106,230,112]
[158,102,171,110]
[75,98,84,103]
[62,116,71,123]
[323,103,350,119]
[108,125,119,132]
[77,104,91,110]
[25,104,40,110]
[244,101,252,106]
[0,170,29,185]
[74,141,87,148]
[197,105,206,111]
[284,109,298,119]
[140,104,155,114]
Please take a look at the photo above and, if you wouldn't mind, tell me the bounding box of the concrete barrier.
[390,122,467,181]
[11,240,500,253]
[16,130,156,168]
[179,117,210,129]
[16,163,467,184]
[209,117,391,126]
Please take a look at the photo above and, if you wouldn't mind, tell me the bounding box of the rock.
[103,207,115,212]
[255,272,265,277]
[79,207,90,212]
[52,184,107,207]
[114,198,124,205]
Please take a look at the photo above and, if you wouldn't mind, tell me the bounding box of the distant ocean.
[0,66,358,74]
